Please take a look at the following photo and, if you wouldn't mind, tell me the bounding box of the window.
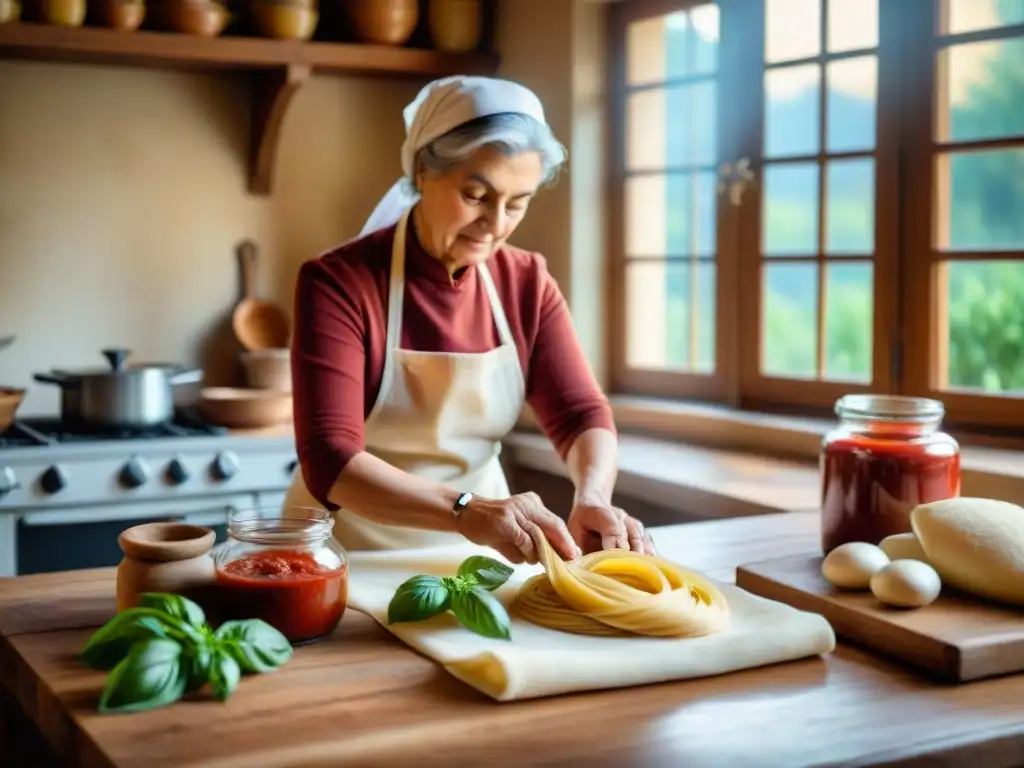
[608,0,1024,430]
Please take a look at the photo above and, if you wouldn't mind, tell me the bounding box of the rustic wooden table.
[3,512,1024,768]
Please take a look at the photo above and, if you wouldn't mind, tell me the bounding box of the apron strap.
[477,263,515,347]
[368,207,410,421]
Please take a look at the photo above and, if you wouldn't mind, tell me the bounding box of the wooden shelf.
[0,22,502,195]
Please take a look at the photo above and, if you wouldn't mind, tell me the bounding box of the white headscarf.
[359,76,548,238]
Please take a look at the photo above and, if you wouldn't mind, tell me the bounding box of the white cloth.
[284,208,526,550]
[346,543,838,702]
[359,76,548,238]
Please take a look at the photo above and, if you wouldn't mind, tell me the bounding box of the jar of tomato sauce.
[211,507,348,645]
[820,395,961,554]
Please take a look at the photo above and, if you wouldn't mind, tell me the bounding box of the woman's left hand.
[566,501,655,555]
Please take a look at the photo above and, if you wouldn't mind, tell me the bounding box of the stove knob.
[167,457,190,485]
[211,451,240,481]
[120,457,151,489]
[40,465,68,495]
[0,467,19,496]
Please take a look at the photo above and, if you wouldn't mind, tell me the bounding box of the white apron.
[283,209,526,550]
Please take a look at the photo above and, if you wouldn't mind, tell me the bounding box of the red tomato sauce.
[214,550,347,644]
[820,428,960,553]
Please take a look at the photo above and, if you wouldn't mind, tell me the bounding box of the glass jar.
[820,395,961,554]
[211,506,348,646]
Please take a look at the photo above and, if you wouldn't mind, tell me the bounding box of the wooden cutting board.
[735,553,1024,683]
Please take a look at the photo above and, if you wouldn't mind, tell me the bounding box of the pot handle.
[168,368,204,386]
[102,348,131,372]
[33,372,77,387]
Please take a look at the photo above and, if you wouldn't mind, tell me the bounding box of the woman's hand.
[455,492,581,565]
[567,501,655,555]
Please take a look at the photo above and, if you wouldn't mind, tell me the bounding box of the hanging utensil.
[231,239,291,351]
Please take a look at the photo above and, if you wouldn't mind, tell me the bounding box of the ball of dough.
[870,560,942,608]
[822,542,890,589]
[879,532,930,563]
[911,497,1024,607]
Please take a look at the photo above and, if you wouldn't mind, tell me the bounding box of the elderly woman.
[285,75,653,565]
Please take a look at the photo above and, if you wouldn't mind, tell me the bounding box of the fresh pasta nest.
[514,532,731,637]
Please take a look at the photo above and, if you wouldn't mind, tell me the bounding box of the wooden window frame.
[607,0,1024,432]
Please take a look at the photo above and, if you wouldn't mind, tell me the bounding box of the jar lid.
[835,394,945,422]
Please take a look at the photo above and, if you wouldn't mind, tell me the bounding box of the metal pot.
[34,348,203,429]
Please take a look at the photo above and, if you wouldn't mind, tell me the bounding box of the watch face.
[457,492,473,508]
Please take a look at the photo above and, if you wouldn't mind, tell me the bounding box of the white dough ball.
[870,560,942,608]
[822,542,890,589]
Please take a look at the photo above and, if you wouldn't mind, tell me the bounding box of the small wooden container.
[346,0,418,45]
[116,522,217,613]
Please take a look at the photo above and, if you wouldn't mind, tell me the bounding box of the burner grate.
[0,408,227,448]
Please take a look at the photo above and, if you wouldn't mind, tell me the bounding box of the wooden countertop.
[3,512,1024,767]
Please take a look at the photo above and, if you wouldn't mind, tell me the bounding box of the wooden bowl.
[162,0,229,36]
[346,0,418,45]
[92,0,146,30]
[198,387,292,429]
[250,0,318,40]
[0,387,25,432]
[240,348,292,392]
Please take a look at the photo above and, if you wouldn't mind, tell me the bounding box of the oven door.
[15,494,261,576]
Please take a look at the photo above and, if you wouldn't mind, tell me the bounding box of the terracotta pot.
[346,0,418,45]
[250,0,318,40]
[116,522,217,613]
[94,0,147,30]
[0,0,22,23]
[160,0,231,36]
[429,0,481,52]
[40,0,85,26]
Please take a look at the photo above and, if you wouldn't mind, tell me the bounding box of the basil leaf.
[387,575,451,624]
[98,638,189,714]
[209,649,241,701]
[186,645,213,693]
[457,556,514,592]
[139,593,206,629]
[79,608,178,671]
[215,619,293,673]
[449,586,512,640]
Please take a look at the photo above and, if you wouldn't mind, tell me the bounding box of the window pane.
[827,0,878,52]
[765,65,821,157]
[697,261,716,372]
[626,174,717,256]
[824,262,874,381]
[945,260,1024,393]
[626,6,720,86]
[766,0,821,63]
[827,57,877,152]
[627,87,681,169]
[763,262,819,377]
[625,260,701,370]
[941,39,1024,143]
[937,148,1024,250]
[945,0,1024,35]
[827,158,875,254]
[763,163,820,256]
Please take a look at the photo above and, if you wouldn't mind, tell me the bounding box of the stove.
[0,410,298,578]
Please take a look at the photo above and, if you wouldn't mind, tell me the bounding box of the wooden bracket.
[248,64,311,197]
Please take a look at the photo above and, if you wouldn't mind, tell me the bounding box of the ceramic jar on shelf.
[346,0,418,46]
[429,0,481,52]
[249,0,319,41]
[91,0,147,31]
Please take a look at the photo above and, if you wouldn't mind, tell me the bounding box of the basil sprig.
[80,593,293,714]
[387,555,514,640]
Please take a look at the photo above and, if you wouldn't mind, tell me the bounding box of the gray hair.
[412,113,567,190]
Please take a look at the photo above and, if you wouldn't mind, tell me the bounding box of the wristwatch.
[452,492,474,522]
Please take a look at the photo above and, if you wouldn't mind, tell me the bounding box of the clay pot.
[116,522,217,613]
[0,0,22,23]
[159,0,231,36]
[93,0,147,30]
[40,0,86,25]
[346,0,418,46]
[429,0,481,52]
[250,0,318,40]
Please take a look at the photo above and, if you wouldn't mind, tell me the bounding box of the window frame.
[607,0,1024,432]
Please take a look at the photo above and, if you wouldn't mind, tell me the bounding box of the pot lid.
[52,349,183,377]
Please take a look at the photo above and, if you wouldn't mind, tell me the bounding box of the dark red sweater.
[291,222,616,510]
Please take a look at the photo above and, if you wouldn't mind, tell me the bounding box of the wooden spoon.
[231,240,291,351]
